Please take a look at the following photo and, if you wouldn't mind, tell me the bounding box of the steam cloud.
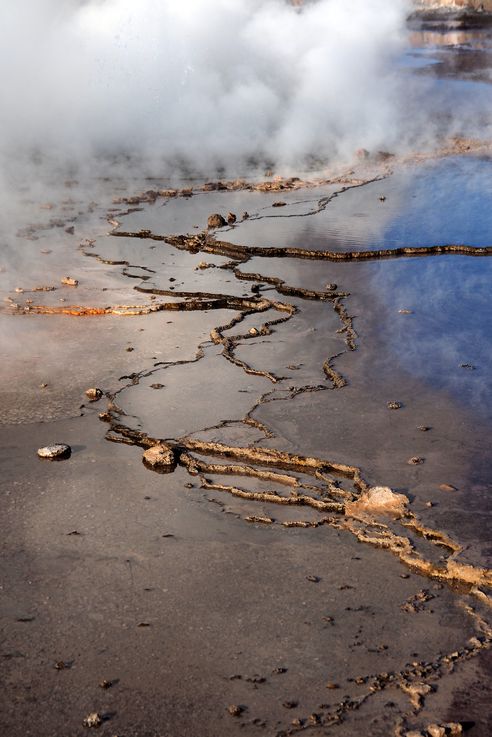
[1,0,413,175]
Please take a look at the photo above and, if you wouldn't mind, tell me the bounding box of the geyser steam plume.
[1,0,412,176]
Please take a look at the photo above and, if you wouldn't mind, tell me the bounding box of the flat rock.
[37,444,71,460]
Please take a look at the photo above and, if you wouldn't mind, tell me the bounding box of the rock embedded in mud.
[142,444,175,472]
[61,276,78,286]
[346,486,408,517]
[439,483,457,492]
[85,387,103,401]
[408,456,425,465]
[37,444,71,460]
[227,212,237,224]
[207,213,226,229]
[387,401,402,410]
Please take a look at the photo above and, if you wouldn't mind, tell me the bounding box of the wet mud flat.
[1,145,491,737]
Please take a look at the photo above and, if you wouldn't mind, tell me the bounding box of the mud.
[1,24,492,737]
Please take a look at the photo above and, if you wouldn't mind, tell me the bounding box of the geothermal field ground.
[1,3,492,737]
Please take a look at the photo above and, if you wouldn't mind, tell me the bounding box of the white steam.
[0,0,412,173]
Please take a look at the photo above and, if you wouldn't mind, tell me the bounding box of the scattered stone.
[142,444,175,472]
[283,701,298,709]
[272,201,287,207]
[37,444,71,460]
[83,713,103,729]
[326,682,339,689]
[249,327,259,336]
[387,401,402,410]
[439,483,457,492]
[460,363,475,370]
[399,309,413,314]
[291,718,303,727]
[308,714,321,725]
[40,383,48,389]
[227,212,237,224]
[306,575,320,583]
[418,425,431,432]
[137,622,151,627]
[85,387,103,401]
[126,346,134,352]
[207,213,226,229]
[379,195,387,202]
[408,456,425,465]
[61,276,78,286]
[272,667,287,674]
[227,704,244,717]
[326,283,337,291]
[65,225,75,234]
[99,679,113,689]
[54,660,72,670]
[196,261,212,270]
[242,211,249,220]
[150,383,164,390]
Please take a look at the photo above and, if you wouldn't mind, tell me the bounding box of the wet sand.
[1,23,492,737]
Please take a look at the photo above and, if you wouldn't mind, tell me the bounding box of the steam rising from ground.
[1,0,412,176]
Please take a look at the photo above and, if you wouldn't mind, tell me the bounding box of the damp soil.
[1,32,492,737]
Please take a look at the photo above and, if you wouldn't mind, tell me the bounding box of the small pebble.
[83,713,103,729]
[85,387,103,401]
[227,704,243,717]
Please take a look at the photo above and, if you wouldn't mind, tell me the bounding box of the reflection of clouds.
[228,180,405,250]
[367,255,492,420]
[229,157,492,251]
